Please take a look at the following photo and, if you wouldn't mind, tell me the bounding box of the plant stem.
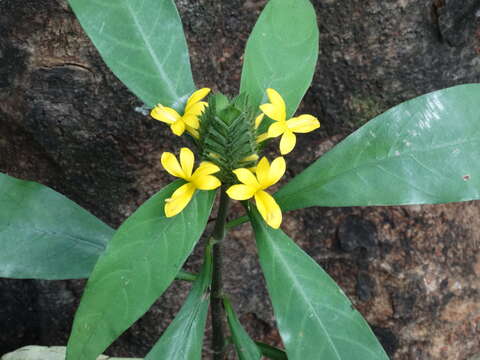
[225,214,249,230]
[211,187,230,360]
[176,269,197,282]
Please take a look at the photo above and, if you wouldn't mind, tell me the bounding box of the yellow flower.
[161,147,221,217]
[151,88,211,138]
[259,88,320,155]
[255,113,264,129]
[256,132,269,143]
[254,113,270,143]
[226,157,285,229]
[241,153,259,173]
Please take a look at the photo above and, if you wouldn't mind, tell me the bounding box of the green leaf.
[249,207,389,360]
[67,0,195,108]
[240,0,319,117]
[276,84,480,211]
[66,182,215,360]
[224,298,262,360]
[254,342,287,360]
[0,173,112,280]
[145,245,213,360]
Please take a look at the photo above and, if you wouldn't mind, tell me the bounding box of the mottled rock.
[338,215,377,255]
[436,0,480,46]
[356,272,375,301]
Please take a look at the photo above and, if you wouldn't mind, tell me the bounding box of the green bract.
[1,0,479,359]
[197,94,259,184]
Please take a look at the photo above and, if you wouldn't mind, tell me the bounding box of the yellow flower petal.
[161,152,185,178]
[169,181,196,199]
[256,132,269,143]
[185,88,210,112]
[182,114,200,129]
[260,103,285,122]
[226,184,256,200]
[254,190,282,229]
[256,156,286,189]
[287,114,320,133]
[241,154,259,162]
[193,162,220,178]
[255,113,265,129]
[232,168,260,188]
[170,120,186,136]
[279,130,296,155]
[267,121,285,138]
[186,126,200,139]
[185,101,208,118]
[255,157,270,187]
[151,105,181,125]
[208,152,221,160]
[266,88,286,121]
[180,148,194,178]
[267,157,286,187]
[194,175,221,190]
[164,183,196,217]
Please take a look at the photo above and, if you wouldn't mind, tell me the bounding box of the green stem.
[175,269,197,282]
[225,215,249,230]
[211,187,230,360]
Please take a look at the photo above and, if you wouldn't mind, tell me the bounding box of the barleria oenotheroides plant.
[1,0,479,359]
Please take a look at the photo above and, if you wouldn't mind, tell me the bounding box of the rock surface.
[1,0,480,359]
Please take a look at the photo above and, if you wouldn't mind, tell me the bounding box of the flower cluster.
[151,88,320,228]
[227,157,285,229]
[161,147,221,217]
[151,88,210,138]
[257,88,320,154]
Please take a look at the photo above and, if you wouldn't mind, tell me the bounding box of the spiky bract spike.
[198,93,259,184]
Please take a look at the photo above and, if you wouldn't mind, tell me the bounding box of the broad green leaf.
[145,245,213,360]
[224,298,262,360]
[66,182,215,360]
[276,84,480,210]
[249,208,389,360]
[68,0,195,108]
[240,0,319,117]
[0,173,112,280]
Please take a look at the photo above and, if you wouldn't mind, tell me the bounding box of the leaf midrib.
[0,225,107,251]
[263,229,386,359]
[264,231,342,360]
[277,135,480,205]
[124,0,177,100]
[71,193,208,360]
